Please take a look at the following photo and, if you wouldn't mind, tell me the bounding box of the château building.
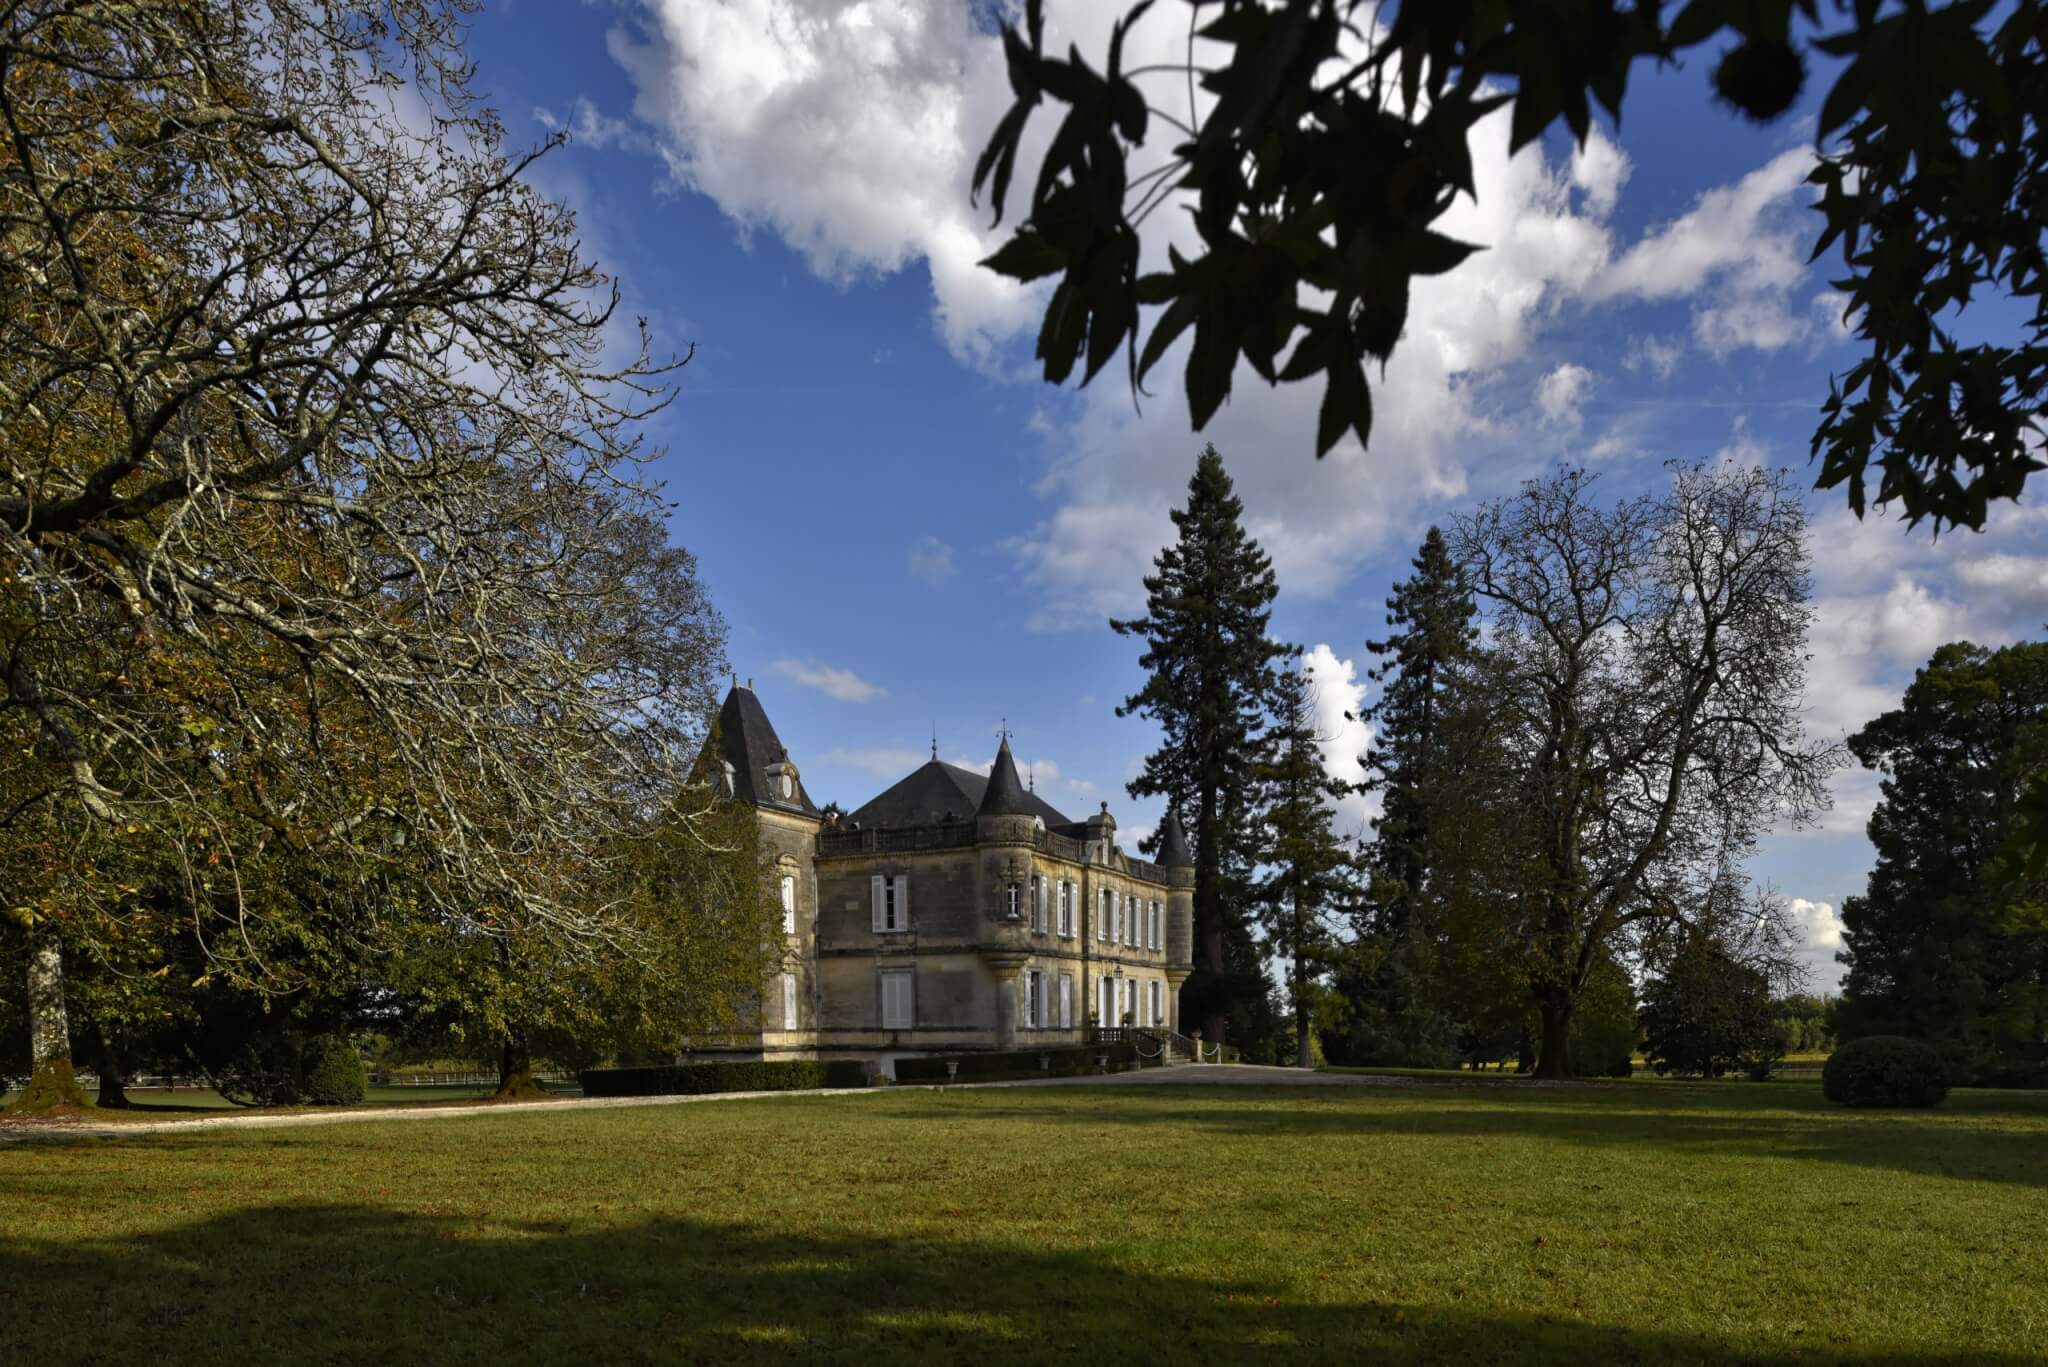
[698,681,1195,1066]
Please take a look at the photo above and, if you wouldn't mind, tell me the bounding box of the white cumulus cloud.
[772,658,889,703]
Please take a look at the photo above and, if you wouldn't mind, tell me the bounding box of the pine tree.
[1328,527,1477,1066]
[1113,445,1287,1046]
[1360,527,1478,938]
[1252,660,1360,1067]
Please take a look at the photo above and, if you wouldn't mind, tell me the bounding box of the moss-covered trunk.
[15,920,86,1111]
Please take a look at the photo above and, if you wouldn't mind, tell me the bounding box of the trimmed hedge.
[894,1043,1138,1084]
[1823,1035,1949,1109]
[579,1059,870,1097]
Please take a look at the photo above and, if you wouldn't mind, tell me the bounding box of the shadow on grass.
[0,1203,2021,1366]
[940,1083,2048,1190]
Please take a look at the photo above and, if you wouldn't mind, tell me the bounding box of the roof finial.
[931,723,937,761]
[1028,766,1035,792]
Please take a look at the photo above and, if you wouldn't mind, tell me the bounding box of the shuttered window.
[780,876,796,935]
[880,969,914,1029]
[871,874,909,933]
[781,972,798,1029]
[1058,973,1073,1028]
[1034,876,1049,932]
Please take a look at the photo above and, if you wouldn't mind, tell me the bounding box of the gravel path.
[2,1063,1600,1145]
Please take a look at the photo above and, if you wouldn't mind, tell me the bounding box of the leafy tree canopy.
[976,0,2048,530]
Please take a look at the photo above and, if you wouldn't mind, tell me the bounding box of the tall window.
[781,972,798,1029]
[1113,893,1125,945]
[871,874,909,932]
[880,969,914,1029]
[1058,973,1074,1028]
[780,875,796,935]
[1025,970,1044,1028]
[1150,979,1163,1028]
[1098,976,1113,1025]
[1006,884,1020,920]
[1033,876,1049,932]
[1057,881,1072,937]
[1150,901,1160,950]
[1099,889,1111,942]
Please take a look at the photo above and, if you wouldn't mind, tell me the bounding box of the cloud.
[1591,147,1817,358]
[609,0,1042,365]
[772,658,888,703]
[1303,644,1377,840]
[1570,131,1631,217]
[1535,363,1594,430]
[1785,896,1847,993]
[908,534,957,583]
[534,96,654,153]
[1623,334,1683,381]
[611,5,1851,628]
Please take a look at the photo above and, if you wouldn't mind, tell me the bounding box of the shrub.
[1823,1035,1949,1108]
[300,1036,368,1105]
[579,1059,869,1097]
[211,1035,302,1107]
[893,1044,1137,1084]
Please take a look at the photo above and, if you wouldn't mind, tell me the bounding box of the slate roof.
[976,738,1034,817]
[711,684,820,816]
[1156,809,1193,868]
[849,751,1070,830]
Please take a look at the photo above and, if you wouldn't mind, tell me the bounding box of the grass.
[4,1078,2045,1365]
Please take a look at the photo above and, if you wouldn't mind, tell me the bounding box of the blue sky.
[464,2,2048,992]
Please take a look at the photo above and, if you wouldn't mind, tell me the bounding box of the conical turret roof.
[1157,808,1193,867]
[976,736,1035,817]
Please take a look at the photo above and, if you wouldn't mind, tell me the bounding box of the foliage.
[1775,995,1837,1055]
[210,1034,305,1108]
[299,1037,368,1107]
[1439,464,1833,1076]
[578,1059,871,1097]
[976,0,2048,531]
[1112,445,1288,1045]
[1837,640,2048,1086]
[1,0,725,1094]
[1823,1035,1951,1109]
[1571,955,1638,1079]
[893,1044,1141,1083]
[1640,933,1784,1080]
[1250,660,1360,1067]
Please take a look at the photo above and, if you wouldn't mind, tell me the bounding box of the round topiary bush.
[300,1035,368,1106]
[1823,1035,1949,1109]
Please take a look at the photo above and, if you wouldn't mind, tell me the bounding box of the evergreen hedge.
[1823,1035,1949,1108]
[300,1036,368,1105]
[893,1043,1138,1084]
[579,1059,870,1097]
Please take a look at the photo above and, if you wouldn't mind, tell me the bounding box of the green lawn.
[4,1079,2044,1364]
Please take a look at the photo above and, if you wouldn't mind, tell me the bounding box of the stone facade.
[695,683,1194,1066]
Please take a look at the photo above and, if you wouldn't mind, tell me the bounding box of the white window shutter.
[1037,876,1048,929]
[896,875,909,929]
[871,874,885,933]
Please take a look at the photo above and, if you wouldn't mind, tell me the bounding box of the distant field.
[5,1075,2044,1364]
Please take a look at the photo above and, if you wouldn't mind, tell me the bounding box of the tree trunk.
[1533,990,1574,1080]
[15,920,86,1111]
[94,1030,130,1108]
[495,1032,544,1098]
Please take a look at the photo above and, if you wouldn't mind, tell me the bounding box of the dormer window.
[764,760,798,803]
[719,760,736,797]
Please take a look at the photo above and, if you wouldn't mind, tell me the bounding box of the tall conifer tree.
[1252,660,1359,1067]
[1328,528,1479,1065]
[1360,527,1478,938]
[1114,446,1286,1046]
